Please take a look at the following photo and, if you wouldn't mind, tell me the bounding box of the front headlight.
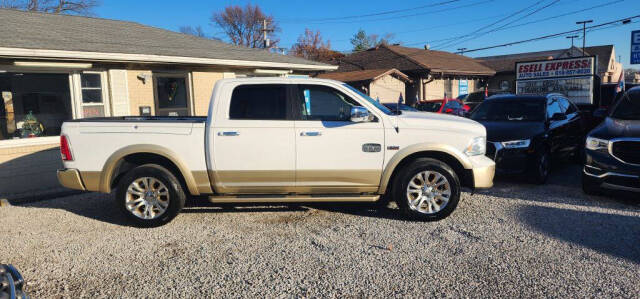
[501,139,531,149]
[465,136,486,156]
[586,137,609,152]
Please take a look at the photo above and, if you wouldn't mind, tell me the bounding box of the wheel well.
[385,151,472,194]
[110,153,187,192]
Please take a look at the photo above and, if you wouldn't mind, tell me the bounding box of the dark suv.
[582,87,640,195]
[470,94,586,183]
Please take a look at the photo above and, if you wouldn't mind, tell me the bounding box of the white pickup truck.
[58,78,495,227]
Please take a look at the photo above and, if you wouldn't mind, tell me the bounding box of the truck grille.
[611,140,640,165]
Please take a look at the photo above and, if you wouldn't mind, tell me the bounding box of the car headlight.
[465,136,486,156]
[501,139,531,149]
[586,137,609,152]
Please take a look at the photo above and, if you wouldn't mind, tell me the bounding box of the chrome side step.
[208,194,380,203]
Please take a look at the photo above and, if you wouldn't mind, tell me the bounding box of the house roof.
[0,9,335,71]
[337,44,495,76]
[477,45,614,73]
[315,68,411,83]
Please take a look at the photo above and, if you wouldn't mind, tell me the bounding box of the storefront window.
[0,73,72,141]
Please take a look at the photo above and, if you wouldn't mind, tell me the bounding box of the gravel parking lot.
[1,164,639,298]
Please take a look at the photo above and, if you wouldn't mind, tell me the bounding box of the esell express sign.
[517,57,594,79]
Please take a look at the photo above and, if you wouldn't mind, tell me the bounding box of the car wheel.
[530,149,550,184]
[581,172,601,195]
[116,164,186,227]
[393,158,461,221]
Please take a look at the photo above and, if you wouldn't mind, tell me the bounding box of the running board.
[208,194,380,203]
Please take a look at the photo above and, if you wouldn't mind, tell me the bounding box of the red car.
[415,98,470,116]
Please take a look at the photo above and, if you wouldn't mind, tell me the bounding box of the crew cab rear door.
[292,84,384,194]
[209,83,296,194]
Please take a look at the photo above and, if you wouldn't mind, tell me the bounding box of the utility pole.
[457,48,467,55]
[566,35,578,48]
[576,20,593,56]
[261,19,274,49]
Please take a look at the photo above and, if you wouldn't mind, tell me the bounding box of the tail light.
[60,135,73,161]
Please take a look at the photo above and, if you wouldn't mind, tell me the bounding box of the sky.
[95,0,640,65]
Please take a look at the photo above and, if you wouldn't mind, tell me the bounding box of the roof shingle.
[0,9,333,69]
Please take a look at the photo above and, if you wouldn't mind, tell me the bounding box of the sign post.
[632,30,640,65]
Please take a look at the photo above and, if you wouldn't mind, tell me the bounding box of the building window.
[154,75,190,116]
[80,72,105,118]
[0,73,73,141]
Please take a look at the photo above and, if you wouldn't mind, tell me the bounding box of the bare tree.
[179,25,206,38]
[0,0,99,15]
[211,4,279,48]
[290,28,344,63]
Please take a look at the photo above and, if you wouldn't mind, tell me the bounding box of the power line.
[280,0,494,25]
[441,0,562,51]
[458,15,640,54]
[279,0,460,23]
[403,0,623,49]
[434,0,551,49]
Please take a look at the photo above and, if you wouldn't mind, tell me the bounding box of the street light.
[576,20,593,56]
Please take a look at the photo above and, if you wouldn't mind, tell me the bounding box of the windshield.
[416,102,443,112]
[611,90,640,120]
[342,84,393,115]
[471,99,545,122]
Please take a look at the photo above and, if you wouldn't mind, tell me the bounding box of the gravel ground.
[1,164,639,298]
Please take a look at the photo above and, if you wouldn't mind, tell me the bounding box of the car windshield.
[611,90,640,120]
[342,84,393,115]
[416,102,442,112]
[470,99,545,121]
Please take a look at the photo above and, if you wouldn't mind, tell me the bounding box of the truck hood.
[589,117,640,139]
[396,111,486,136]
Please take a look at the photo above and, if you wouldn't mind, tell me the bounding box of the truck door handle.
[300,131,322,136]
[218,131,239,136]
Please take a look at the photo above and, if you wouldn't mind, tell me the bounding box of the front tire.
[392,158,461,221]
[530,149,550,184]
[116,164,186,227]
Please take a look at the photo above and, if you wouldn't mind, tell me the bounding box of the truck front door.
[293,84,384,194]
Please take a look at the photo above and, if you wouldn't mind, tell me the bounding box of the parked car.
[470,94,586,184]
[458,90,508,112]
[57,78,495,227]
[382,103,419,114]
[415,99,469,116]
[582,86,640,195]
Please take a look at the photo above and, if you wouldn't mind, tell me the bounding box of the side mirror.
[550,112,567,121]
[350,106,372,123]
[593,108,607,118]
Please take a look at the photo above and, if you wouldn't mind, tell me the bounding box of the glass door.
[153,74,191,116]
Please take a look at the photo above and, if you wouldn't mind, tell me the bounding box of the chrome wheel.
[125,177,170,220]
[406,170,451,214]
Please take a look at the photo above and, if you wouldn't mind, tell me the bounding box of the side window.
[297,85,360,121]
[547,99,563,119]
[229,84,288,120]
[560,98,577,114]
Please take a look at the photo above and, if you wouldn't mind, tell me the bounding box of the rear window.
[416,102,442,112]
[229,85,288,120]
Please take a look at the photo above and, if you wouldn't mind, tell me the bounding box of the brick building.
[329,44,495,104]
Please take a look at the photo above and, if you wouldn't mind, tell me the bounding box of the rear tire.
[392,158,461,221]
[116,164,186,227]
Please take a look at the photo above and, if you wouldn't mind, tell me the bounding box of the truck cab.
[58,78,495,227]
